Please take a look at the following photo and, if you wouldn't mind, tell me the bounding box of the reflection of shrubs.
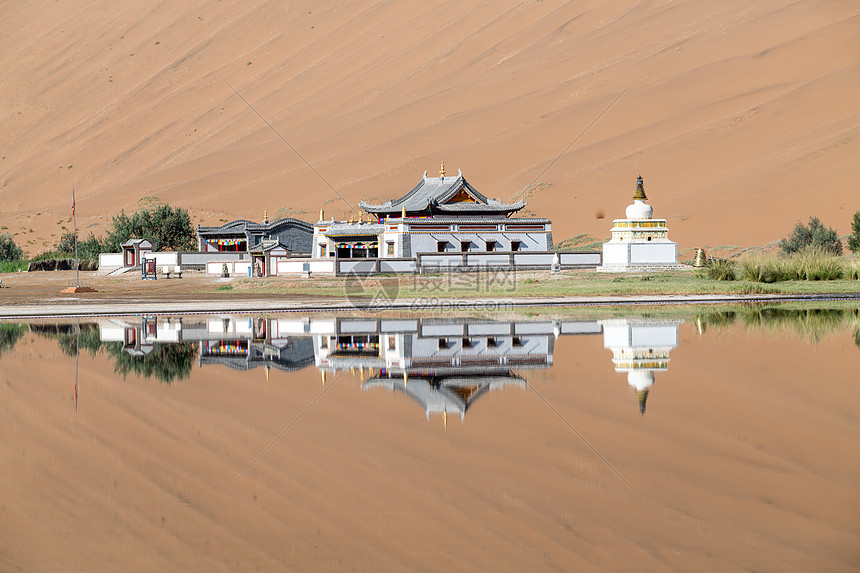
[0,323,27,355]
[47,324,197,384]
[110,343,197,384]
[739,307,848,344]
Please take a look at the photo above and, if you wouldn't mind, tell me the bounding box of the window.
[319,243,327,257]
[485,240,496,252]
[510,241,521,252]
[388,336,396,350]
[437,241,447,253]
[487,337,498,348]
[438,338,450,349]
[462,338,474,348]
[387,242,395,256]
[460,241,471,252]
[512,336,522,347]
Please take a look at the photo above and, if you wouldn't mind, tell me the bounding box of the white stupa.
[596,176,681,272]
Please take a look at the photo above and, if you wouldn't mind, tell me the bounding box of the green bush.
[101,203,196,253]
[698,259,736,281]
[787,247,843,281]
[844,257,860,280]
[848,211,860,254]
[0,233,24,262]
[55,231,103,265]
[778,216,842,256]
[739,254,786,283]
[0,260,28,273]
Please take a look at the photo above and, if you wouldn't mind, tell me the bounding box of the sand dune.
[1,0,858,256]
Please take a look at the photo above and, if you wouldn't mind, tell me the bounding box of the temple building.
[597,176,681,272]
[312,163,553,261]
[196,213,313,254]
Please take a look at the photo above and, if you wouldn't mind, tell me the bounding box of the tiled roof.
[359,170,524,214]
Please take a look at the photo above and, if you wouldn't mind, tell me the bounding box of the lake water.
[1,305,858,572]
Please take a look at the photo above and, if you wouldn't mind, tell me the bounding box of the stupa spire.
[632,175,647,201]
[440,160,446,177]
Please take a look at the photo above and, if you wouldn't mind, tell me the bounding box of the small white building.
[597,176,681,272]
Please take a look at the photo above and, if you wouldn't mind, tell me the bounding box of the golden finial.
[632,175,648,201]
[319,209,324,222]
[321,371,326,385]
[401,205,406,219]
[443,410,448,430]
[358,211,363,224]
[403,371,408,387]
[440,160,446,177]
[265,365,270,383]
[348,215,354,224]
[263,209,269,223]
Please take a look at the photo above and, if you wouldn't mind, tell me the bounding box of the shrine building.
[312,163,553,261]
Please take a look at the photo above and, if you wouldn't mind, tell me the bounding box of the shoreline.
[2,270,859,318]
[4,292,860,319]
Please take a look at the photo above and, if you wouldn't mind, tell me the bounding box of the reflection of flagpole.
[75,318,79,412]
[72,188,80,288]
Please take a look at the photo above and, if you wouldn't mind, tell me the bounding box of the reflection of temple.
[98,316,602,422]
[99,316,682,418]
[600,318,681,415]
[312,318,600,423]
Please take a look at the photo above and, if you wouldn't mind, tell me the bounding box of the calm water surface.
[1,306,859,572]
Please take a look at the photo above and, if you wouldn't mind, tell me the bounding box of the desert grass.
[738,247,850,282]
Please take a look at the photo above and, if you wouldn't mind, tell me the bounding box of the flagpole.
[72,188,79,287]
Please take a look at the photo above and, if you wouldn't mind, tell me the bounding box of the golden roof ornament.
[401,205,406,218]
[632,175,648,201]
[440,160,446,177]
[263,209,269,223]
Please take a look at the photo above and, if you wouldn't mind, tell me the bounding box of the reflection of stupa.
[597,176,682,272]
[600,318,681,415]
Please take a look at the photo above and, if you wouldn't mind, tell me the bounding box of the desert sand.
[1,1,858,258]
[0,317,858,571]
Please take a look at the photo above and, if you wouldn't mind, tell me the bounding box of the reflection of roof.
[359,171,524,215]
[364,372,527,418]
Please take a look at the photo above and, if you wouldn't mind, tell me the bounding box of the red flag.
[71,190,75,216]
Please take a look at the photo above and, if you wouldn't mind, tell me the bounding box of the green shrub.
[0,233,24,262]
[55,231,103,264]
[844,257,860,280]
[0,260,28,273]
[739,254,786,283]
[779,216,842,256]
[102,203,196,252]
[848,211,860,254]
[700,259,736,281]
[787,246,843,280]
